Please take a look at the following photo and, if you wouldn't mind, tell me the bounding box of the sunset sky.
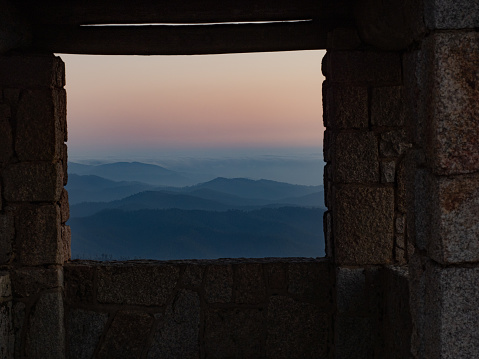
[59,50,326,160]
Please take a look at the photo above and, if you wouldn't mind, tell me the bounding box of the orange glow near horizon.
[61,50,326,152]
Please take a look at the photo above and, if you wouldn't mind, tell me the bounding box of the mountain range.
[67,161,326,260]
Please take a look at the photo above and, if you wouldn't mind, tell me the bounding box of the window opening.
[62,50,326,260]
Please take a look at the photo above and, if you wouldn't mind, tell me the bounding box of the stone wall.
[322,27,416,358]
[0,54,69,358]
[64,258,333,359]
[406,2,479,357]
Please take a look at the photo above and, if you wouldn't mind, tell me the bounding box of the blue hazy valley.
[67,154,326,260]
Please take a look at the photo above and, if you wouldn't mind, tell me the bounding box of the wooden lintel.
[32,22,327,55]
[16,0,323,25]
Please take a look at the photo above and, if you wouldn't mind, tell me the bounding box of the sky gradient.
[60,50,326,158]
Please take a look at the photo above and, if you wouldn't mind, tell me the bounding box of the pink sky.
[60,50,325,154]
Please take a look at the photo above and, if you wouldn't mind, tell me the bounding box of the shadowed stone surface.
[15,204,63,265]
[97,311,153,359]
[334,186,394,265]
[381,161,396,183]
[234,263,266,304]
[266,296,329,358]
[12,267,63,297]
[264,262,287,293]
[97,264,179,305]
[181,264,204,288]
[0,55,65,88]
[26,292,64,359]
[288,261,331,306]
[380,130,411,157]
[429,173,479,263]
[323,51,402,84]
[425,0,479,29]
[204,264,233,303]
[333,132,379,183]
[15,89,65,161]
[336,268,366,314]
[425,262,479,358]
[335,316,372,359]
[147,290,200,359]
[0,214,14,264]
[64,264,95,305]
[326,85,368,129]
[205,308,265,358]
[0,104,12,163]
[3,162,63,202]
[426,32,479,175]
[371,86,405,127]
[67,309,108,359]
[0,302,13,359]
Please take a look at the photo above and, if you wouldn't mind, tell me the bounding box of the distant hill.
[66,174,155,204]
[183,177,322,200]
[70,207,325,260]
[68,161,194,186]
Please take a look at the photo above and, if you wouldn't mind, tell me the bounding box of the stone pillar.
[408,2,479,357]
[0,54,68,358]
[323,29,414,358]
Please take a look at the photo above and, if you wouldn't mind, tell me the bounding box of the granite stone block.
[0,302,13,359]
[326,85,368,129]
[97,311,153,359]
[4,162,63,202]
[425,262,479,358]
[371,86,405,127]
[266,296,329,358]
[264,262,287,293]
[15,204,62,265]
[334,186,394,265]
[381,161,396,183]
[15,89,65,161]
[288,261,332,306]
[425,0,479,29]
[0,55,65,88]
[67,309,108,359]
[64,264,95,304]
[429,173,479,263]
[336,267,366,314]
[62,225,71,262]
[26,292,64,359]
[97,264,179,306]
[0,214,14,265]
[426,32,479,175]
[0,105,12,163]
[12,267,63,298]
[380,130,412,157]
[205,308,265,358]
[181,264,204,288]
[335,316,373,359]
[147,290,200,359]
[60,189,69,224]
[204,264,233,303]
[333,132,379,183]
[233,263,266,304]
[324,51,402,85]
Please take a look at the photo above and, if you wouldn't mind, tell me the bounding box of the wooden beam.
[14,0,346,26]
[31,21,327,55]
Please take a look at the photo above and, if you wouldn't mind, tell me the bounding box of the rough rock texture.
[266,296,329,358]
[97,311,153,359]
[325,85,368,129]
[333,132,379,183]
[15,204,63,265]
[12,267,63,298]
[67,309,109,359]
[204,264,233,303]
[147,290,200,359]
[425,0,479,29]
[26,292,64,358]
[97,264,179,305]
[426,32,479,175]
[334,186,394,265]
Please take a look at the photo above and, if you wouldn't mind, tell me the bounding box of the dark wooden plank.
[31,21,327,55]
[15,0,331,25]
